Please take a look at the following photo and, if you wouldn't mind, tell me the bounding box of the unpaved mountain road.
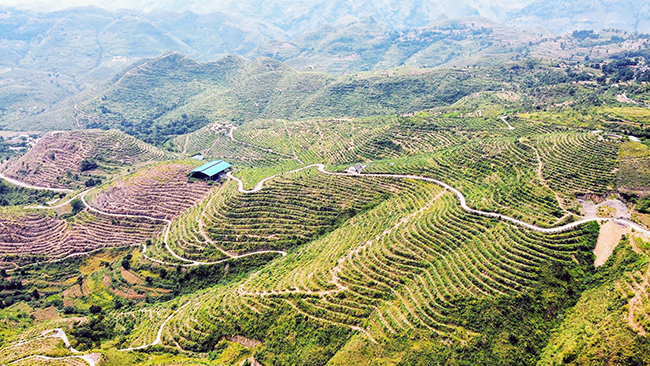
[0,171,73,193]
[5,155,650,352]
[230,164,650,235]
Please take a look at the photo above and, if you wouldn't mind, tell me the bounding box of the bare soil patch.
[226,335,263,348]
[120,269,143,285]
[62,284,82,300]
[32,307,60,322]
[616,93,638,104]
[110,287,145,300]
[0,209,163,267]
[579,198,630,219]
[90,163,213,220]
[1,130,163,189]
[102,274,111,288]
[594,221,631,267]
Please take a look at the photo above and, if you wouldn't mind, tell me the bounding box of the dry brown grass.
[33,307,60,322]
[120,269,143,285]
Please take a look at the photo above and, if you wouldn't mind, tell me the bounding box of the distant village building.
[190,160,232,180]
[346,163,364,174]
[190,154,204,160]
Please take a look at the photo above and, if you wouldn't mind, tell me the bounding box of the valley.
[0,4,650,365]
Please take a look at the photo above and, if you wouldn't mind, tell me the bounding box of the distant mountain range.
[0,5,287,129]
[4,0,650,35]
[507,0,650,34]
[2,0,650,134]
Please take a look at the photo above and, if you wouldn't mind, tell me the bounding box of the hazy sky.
[0,0,535,13]
[1,0,647,35]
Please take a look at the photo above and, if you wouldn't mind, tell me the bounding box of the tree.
[121,254,133,270]
[70,198,84,214]
[89,305,102,314]
[84,178,100,187]
[79,159,98,172]
[121,258,131,270]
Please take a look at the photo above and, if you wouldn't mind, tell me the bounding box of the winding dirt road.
[230,164,650,235]
[501,115,515,130]
[5,156,650,351]
[0,171,73,193]
[0,328,100,366]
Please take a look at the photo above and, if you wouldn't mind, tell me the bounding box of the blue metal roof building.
[190,160,232,180]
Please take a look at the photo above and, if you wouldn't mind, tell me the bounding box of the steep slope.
[89,163,213,221]
[0,129,168,190]
[77,52,512,144]
[538,236,650,365]
[0,207,163,267]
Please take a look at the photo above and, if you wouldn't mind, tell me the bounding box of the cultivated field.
[0,130,169,190]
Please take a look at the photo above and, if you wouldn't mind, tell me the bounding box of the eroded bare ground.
[579,198,630,219]
[593,221,631,267]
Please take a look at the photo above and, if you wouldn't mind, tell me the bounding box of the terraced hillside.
[172,123,296,168]
[0,208,162,267]
[1,117,647,365]
[215,115,617,227]
[89,163,213,220]
[166,167,417,261]
[0,130,168,190]
[4,41,650,366]
[162,181,600,362]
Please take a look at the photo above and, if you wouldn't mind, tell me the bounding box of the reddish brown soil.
[0,209,163,266]
[90,163,213,220]
[594,221,631,267]
[1,129,164,189]
[110,287,145,300]
[33,306,60,322]
[120,269,143,285]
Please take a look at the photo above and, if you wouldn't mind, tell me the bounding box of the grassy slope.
[538,238,650,366]
[618,141,650,195]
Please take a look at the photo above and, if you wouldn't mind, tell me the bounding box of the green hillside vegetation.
[538,236,650,365]
[0,180,59,207]
[67,44,649,149]
[4,16,649,140]
[618,141,650,196]
[0,6,288,131]
[1,106,649,365]
[251,17,649,74]
[2,6,650,138]
[76,53,510,144]
[2,22,650,366]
